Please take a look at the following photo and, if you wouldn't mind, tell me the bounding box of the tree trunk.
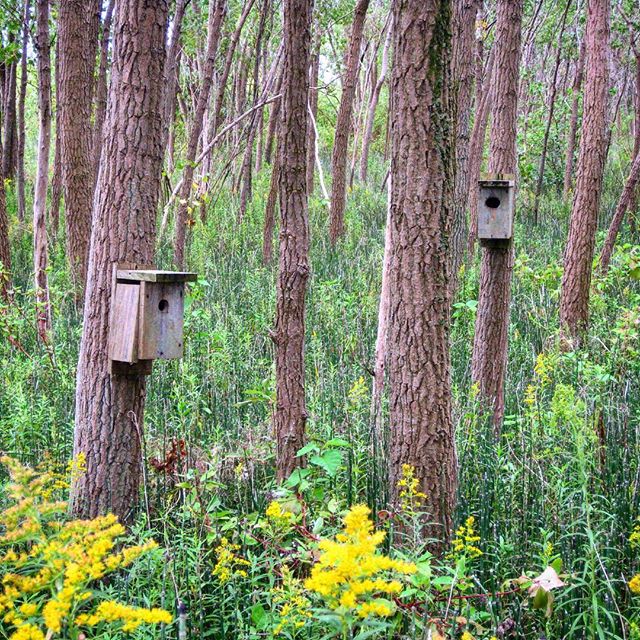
[471,0,523,431]
[0,135,10,301]
[328,0,369,244]
[212,0,257,135]
[559,0,610,338]
[263,139,280,264]
[2,54,18,180]
[50,36,62,238]
[265,70,283,164]
[306,35,320,195]
[387,0,457,540]
[599,146,640,273]
[58,0,100,291]
[274,0,314,481]
[33,0,52,342]
[466,45,495,256]
[160,0,189,164]
[92,0,115,188]
[563,37,586,202]
[16,0,31,224]
[359,14,391,184]
[450,0,480,291]
[173,0,226,268]
[72,0,169,522]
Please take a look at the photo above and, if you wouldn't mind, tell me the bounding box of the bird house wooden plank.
[478,174,515,241]
[138,281,185,360]
[116,269,197,283]
[108,282,140,363]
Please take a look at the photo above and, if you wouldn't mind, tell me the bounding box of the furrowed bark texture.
[2,54,17,180]
[274,0,314,481]
[329,0,370,244]
[450,0,480,289]
[0,134,10,300]
[173,0,225,267]
[58,0,100,290]
[72,0,169,522]
[306,37,320,194]
[559,0,610,337]
[33,0,52,341]
[387,0,457,540]
[471,0,523,430]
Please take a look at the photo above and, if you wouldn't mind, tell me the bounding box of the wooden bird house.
[477,174,515,241]
[108,265,197,374]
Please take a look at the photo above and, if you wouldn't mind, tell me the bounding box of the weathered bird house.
[477,174,515,241]
[108,266,197,374]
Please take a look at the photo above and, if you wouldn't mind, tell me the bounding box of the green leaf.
[310,449,343,476]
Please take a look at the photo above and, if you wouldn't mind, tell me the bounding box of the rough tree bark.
[72,0,169,522]
[274,0,314,481]
[532,0,571,223]
[50,39,62,238]
[450,0,480,290]
[16,0,31,224]
[328,0,370,244]
[562,36,585,202]
[559,0,610,337]
[263,138,280,264]
[359,14,391,184]
[471,0,523,431]
[387,0,457,540]
[58,0,100,291]
[173,0,226,268]
[92,0,115,187]
[33,0,52,342]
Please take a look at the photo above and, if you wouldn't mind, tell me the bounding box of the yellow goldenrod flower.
[397,464,427,511]
[629,573,640,594]
[305,504,415,618]
[450,516,482,559]
[212,537,250,584]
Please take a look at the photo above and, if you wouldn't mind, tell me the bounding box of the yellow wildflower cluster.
[304,504,416,618]
[524,384,537,407]
[629,574,640,595]
[272,566,312,635]
[266,500,295,527]
[0,456,171,638]
[451,516,482,559]
[630,520,640,549]
[397,464,427,512]
[534,352,553,387]
[212,537,250,583]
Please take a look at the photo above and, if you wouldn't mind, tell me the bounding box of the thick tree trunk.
[265,71,283,164]
[274,0,313,481]
[532,0,571,224]
[16,0,31,224]
[58,0,100,291]
[599,147,640,273]
[33,0,52,342]
[387,0,457,540]
[50,39,62,239]
[471,0,523,431]
[450,0,480,291]
[328,0,369,244]
[173,0,226,268]
[92,0,115,187]
[359,15,391,184]
[563,37,586,202]
[72,0,169,522]
[559,0,610,337]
